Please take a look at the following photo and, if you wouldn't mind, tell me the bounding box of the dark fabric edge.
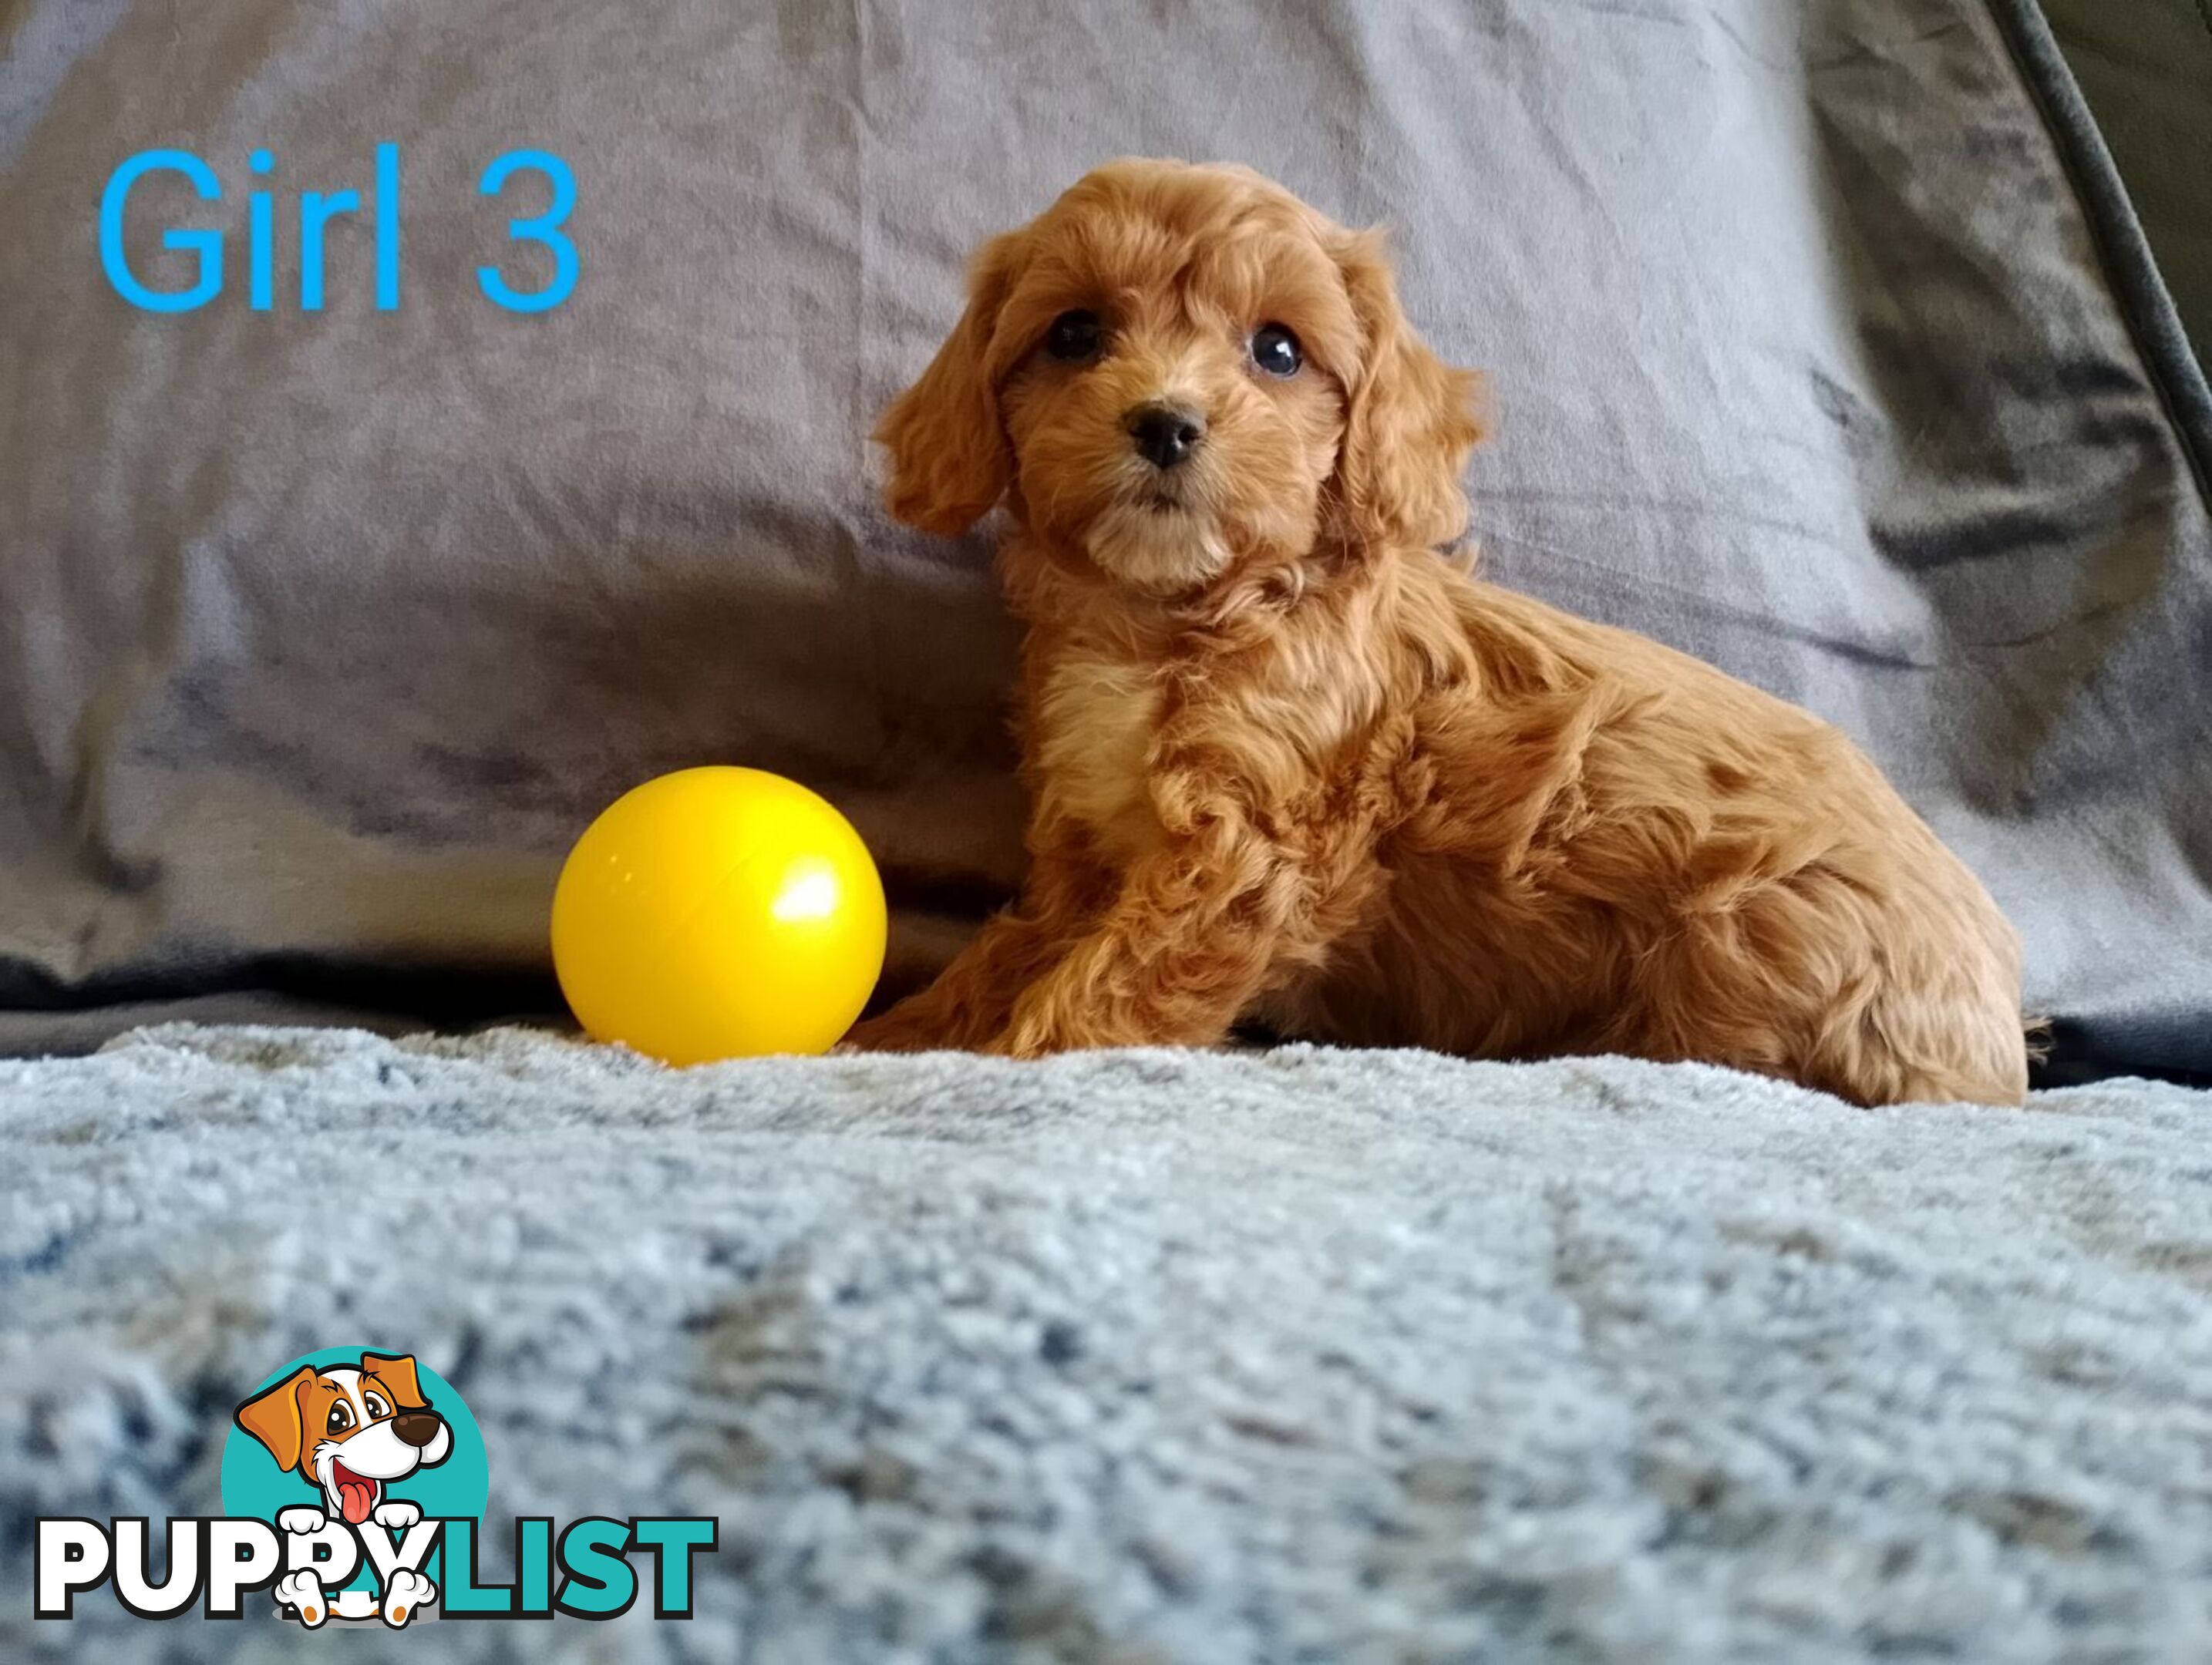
[1988,0,2212,507]
[0,952,567,1057]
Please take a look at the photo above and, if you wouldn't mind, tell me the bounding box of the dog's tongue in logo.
[332,1462,379,1525]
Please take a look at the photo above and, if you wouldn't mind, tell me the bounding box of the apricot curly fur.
[850,159,2028,1107]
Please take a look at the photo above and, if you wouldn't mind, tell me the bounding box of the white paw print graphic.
[274,1569,328,1627]
[371,1499,423,1531]
[380,1566,436,1627]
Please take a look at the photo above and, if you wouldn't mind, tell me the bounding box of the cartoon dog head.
[234,1353,453,1525]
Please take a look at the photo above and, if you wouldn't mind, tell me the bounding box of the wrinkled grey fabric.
[2,0,2208,1074]
[4,1027,2211,1661]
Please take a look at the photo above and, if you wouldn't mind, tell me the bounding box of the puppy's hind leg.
[1810,981,2031,1107]
[1772,913,2029,1107]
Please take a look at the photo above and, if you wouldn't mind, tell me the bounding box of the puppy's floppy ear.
[1330,228,1486,550]
[875,230,1026,536]
[362,1352,429,1410]
[234,1365,316,1474]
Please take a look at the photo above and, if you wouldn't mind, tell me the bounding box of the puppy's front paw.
[276,1505,327,1536]
[380,1566,436,1627]
[274,1569,328,1627]
[371,1500,422,1531]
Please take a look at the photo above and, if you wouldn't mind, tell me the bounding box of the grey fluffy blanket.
[4,1025,2210,1662]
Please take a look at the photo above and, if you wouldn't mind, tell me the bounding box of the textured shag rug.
[3,1025,2210,1662]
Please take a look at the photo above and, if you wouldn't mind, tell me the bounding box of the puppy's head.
[877,159,1483,597]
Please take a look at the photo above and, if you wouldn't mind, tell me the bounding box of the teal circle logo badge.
[220,1347,487,1626]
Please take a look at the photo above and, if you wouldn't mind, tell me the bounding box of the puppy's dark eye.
[1045,309,1104,362]
[1250,323,1302,377]
[327,1403,354,1435]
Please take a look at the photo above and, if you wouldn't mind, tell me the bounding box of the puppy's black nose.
[393,1411,444,1448]
[1126,402,1206,470]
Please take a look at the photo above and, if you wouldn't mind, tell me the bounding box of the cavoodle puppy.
[849,158,2028,1107]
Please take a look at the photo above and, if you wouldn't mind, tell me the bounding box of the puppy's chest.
[1030,654,1163,859]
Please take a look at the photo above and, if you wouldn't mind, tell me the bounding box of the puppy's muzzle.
[392,1411,446,1448]
[1126,402,1205,471]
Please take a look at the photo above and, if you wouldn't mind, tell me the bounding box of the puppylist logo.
[35,1347,715,1630]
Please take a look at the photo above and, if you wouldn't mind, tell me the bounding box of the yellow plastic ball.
[550,767,887,1065]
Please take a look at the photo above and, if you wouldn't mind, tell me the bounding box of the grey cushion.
[2,0,2207,1075]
